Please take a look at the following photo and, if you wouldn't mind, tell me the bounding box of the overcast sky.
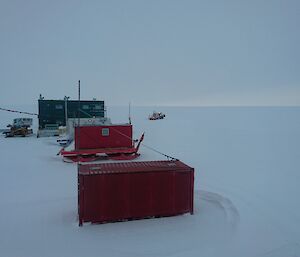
[1,0,299,106]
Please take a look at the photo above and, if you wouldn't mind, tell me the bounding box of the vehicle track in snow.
[197,190,240,232]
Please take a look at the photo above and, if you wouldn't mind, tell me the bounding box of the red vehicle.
[60,124,144,162]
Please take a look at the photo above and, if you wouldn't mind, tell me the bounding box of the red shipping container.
[78,160,194,226]
[75,125,133,150]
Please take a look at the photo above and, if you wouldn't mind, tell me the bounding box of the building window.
[94,104,102,110]
[55,104,63,109]
[82,105,90,110]
[102,128,109,136]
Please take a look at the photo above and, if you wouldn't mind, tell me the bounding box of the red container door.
[81,174,130,223]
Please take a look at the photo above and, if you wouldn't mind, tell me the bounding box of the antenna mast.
[129,102,131,124]
[77,80,81,150]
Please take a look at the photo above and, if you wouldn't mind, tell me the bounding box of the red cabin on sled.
[60,124,144,162]
[75,124,133,149]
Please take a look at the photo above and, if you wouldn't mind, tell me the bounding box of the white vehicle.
[13,118,33,128]
[148,111,166,120]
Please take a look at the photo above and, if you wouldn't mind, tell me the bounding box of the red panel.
[75,125,133,149]
[174,172,192,213]
[78,160,194,225]
[128,172,153,217]
[84,174,130,222]
[151,172,175,215]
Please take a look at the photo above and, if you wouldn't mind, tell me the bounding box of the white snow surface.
[1,106,300,257]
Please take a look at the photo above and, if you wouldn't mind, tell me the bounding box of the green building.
[38,96,105,129]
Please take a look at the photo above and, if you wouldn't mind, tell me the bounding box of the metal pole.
[129,102,131,124]
[64,96,69,127]
[77,80,81,150]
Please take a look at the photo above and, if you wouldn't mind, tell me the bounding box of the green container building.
[38,98,105,129]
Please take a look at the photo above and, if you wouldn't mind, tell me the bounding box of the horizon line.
[1,103,300,108]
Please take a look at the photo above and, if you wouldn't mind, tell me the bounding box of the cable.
[139,143,178,161]
[0,107,38,116]
[110,126,178,161]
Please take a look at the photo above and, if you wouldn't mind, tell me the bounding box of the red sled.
[60,124,144,163]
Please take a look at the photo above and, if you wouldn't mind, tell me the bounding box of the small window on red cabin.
[102,128,109,136]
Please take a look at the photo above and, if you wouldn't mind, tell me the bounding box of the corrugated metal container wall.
[78,160,194,226]
[75,125,133,149]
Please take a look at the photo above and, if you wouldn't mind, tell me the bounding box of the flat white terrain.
[0,106,299,257]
